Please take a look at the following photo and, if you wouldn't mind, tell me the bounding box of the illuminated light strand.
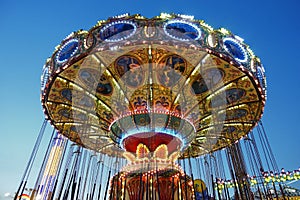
[121,160,183,173]
[219,28,230,34]
[234,35,244,43]
[136,143,150,158]
[118,127,187,151]
[134,14,145,19]
[247,46,255,58]
[122,143,182,172]
[111,13,130,19]
[121,159,185,175]
[144,26,155,38]
[215,168,300,191]
[87,113,98,119]
[199,123,253,132]
[160,13,172,19]
[223,37,248,63]
[111,169,187,195]
[207,33,218,48]
[205,82,235,101]
[108,110,196,131]
[190,60,202,76]
[163,19,202,41]
[226,104,248,111]
[153,144,168,159]
[199,21,213,31]
[41,64,50,92]
[177,14,194,20]
[98,143,114,151]
[100,20,137,42]
[56,122,83,126]
[55,38,79,64]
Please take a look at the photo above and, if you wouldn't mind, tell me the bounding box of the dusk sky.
[0,0,299,197]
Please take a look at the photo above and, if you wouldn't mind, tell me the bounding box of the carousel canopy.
[41,13,267,158]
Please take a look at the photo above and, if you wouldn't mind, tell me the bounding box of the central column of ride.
[108,49,198,199]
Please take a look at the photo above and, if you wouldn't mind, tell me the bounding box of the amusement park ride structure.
[15,13,299,200]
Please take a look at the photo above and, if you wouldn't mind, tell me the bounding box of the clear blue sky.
[0,0,299,197]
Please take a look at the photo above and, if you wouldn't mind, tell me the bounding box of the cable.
[14,120,47,200]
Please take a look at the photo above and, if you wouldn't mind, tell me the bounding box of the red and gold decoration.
[109,143,194,200]
[20,13,300,200]
[41,13,266,159]
[39,13,266,200]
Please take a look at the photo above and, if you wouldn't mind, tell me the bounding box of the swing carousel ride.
[15,13,299,200]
